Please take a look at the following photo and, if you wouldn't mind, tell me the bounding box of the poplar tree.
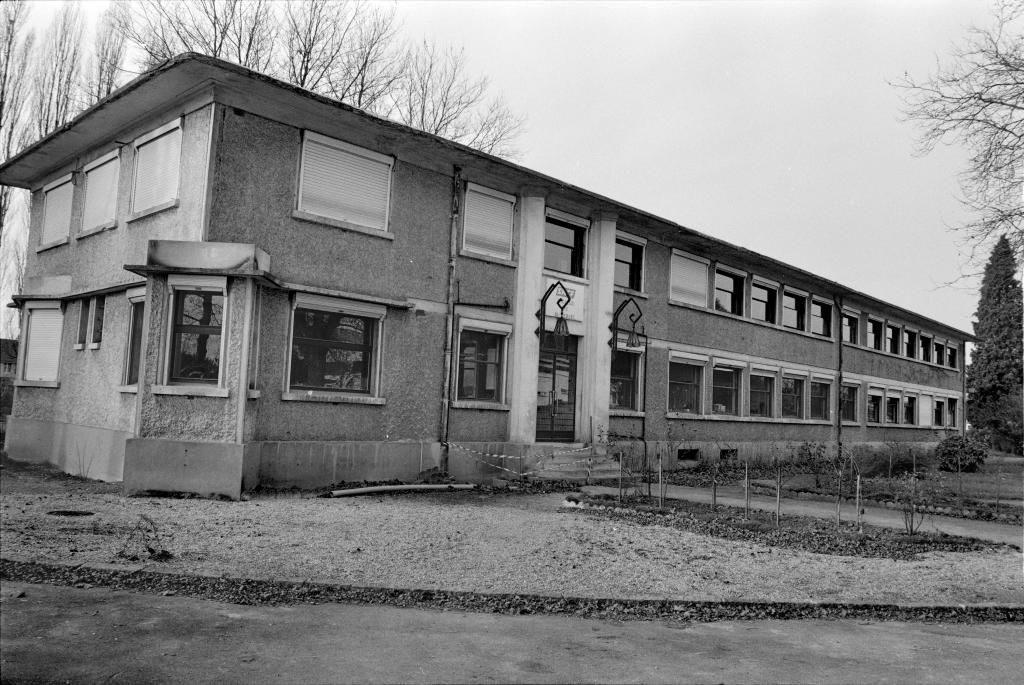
[966,235,1024,453]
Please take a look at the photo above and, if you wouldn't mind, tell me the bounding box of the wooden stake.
[712,477,717,512]
[856,475,863,533]
[775,467,781,527]
[836,468,842,526]
[744,461,750,519]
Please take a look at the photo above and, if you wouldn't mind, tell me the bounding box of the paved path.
[3,581,1023,684]
[581,483,1024,547]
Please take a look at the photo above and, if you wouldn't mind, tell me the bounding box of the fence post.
[744,461,750,519]
[856,475,862,533]
[775,467,781,527]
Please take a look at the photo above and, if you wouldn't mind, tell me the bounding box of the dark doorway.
[536,333,577,441]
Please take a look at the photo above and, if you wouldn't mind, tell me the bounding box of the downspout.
[438,166,463,473]
[234,278,254,444]
[833,295,844,457]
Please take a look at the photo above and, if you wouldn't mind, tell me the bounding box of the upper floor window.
[132,120,181,214]
[40,175,73,248]
[750,282,777,324]
[886,324,900,354]
[463,183,514,260]
[21,302,63,383]
[458,328,507,402]
[714,269,744,316]
[670,251,709,307]
[810,301,832,337]
[298,131,393,232]
[903,330,917,359]
[668,361,702,413]
[841,313,858,344]
[82,151,119,232]
[934,341,945,365]
[867,319,883,350]
[614,237,644,291]
[919,334,932,362]
[947,347,958,369]
[543,213,586,276]
[782,292,806,331]
[609,350,641,411]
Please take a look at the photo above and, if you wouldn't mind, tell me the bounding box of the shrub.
[935,434,988,473]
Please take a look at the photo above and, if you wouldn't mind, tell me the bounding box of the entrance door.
[536,333,577,441]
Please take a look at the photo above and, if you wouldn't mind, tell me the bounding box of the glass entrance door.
[536,333,577,442]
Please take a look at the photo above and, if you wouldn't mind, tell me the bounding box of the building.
[0,54,970,497]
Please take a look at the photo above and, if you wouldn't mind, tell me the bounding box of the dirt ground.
[1,457,1022,605]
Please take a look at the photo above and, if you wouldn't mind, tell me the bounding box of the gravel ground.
[2,469,1022,605]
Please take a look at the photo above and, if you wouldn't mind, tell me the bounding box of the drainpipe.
[234,278,254,444]
[833,294,844,457]
[438,166,463,472]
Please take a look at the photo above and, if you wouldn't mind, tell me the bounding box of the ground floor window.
[812,381,831,420]
[781,377,804,418]
[458,329,504,402]
[903,395,917,425]
[839,385,856,422]
[933,399,945,427]
[947,398,958,427]
[669,361,702,413]
[867,393,882,423]
[291,309,375,393]
[749,375,773,417]
[609,350,641,411]
[124,293,145,385]
[22,302,63,382]
[169,290,224,383]
[886,395,900,423]
[711,366,740,415]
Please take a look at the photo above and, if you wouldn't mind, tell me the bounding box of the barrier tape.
[441,441,594,462]
[443,442,609,478]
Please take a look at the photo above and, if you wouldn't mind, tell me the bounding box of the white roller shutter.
[132,127,181,213]
[299,133,392,231]
[82,157,119,230]
[23,308,63,382]
[41,181,73,246]
[463,184,514,259]
[671,252,709,307]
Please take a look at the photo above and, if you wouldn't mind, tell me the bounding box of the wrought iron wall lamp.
[536,280,573,339]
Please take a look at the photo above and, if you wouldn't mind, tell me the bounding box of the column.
[578,212,616,444]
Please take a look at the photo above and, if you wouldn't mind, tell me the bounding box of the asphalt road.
[2,581,1022,684]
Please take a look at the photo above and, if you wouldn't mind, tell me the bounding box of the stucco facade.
[0,55,970,497]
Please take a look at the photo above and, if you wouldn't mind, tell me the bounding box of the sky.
[19,0,997,335]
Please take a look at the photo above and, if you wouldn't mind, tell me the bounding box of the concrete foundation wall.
[123,438,250,500]
[4,416,130,482]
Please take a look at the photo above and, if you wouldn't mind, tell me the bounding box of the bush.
[935,435,988,473]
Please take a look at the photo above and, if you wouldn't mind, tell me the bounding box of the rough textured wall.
[453,256,516,306]
[447,409,509,442]
[842,346,961,391]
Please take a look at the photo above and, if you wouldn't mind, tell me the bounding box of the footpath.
[580,482,1024,547]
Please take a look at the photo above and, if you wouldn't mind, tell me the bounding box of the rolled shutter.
[300,135,392,231]
[132,127,181,213]
[24,308,63,382]
[41,181,73,246]
[671,253,708,306]
[82,158,119,230]
[464,186,514,258]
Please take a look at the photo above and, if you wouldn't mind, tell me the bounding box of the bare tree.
[325,4,405,113]
[32,2,83,140]
[281,0,355,92]
[0,1,34,245]
[84,7,128,105]
[895,0,1024,262]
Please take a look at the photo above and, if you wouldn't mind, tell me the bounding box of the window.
[749,375,774,417]
[920,335,932,362]
[670,251,709,307]
[90,297,105,347]
[124,296,145,386]
[867,393,882,423]
[751,282,776,323]
[933,399,945,427]
[77,299,91,348]
[947,398,958,426]
[903,330,917,359]
[782,292,805,330]
[458,329,505,402]
[75,297,104,350]
[903,396,917,425]
[714,269,744,315]
[40,176,73,247]
[934,342,945,366]
[668,361,702,413]
[290,308,378,393]
[609,350,641,411]
[711,366,740,415]
[463,183,514,260]
[840,385,857,422]
[543,214,586,276]
[947,347,958,369]
[867,319,883,350]
[841,314,858,344]
[169,290,224,384]
[810,301,832,337]
[781,377,804,418]
[298,131,393,231]
[132,120,181,214]
[614,238,644,291]
[21,302,63,382]
[811,381,831,420]
[886,324,900,354]
[885,395,900,423]
[82,152,119,232]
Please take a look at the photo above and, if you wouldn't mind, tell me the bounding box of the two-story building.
[0,54,970,498]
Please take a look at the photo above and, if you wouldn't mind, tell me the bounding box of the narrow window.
[90,296,105,347]
[77,299,91,348]
[919,335,932,362]
[609,350,640,411]
[169,290,224,384]
[947,347,958,369]
[458,330,504,401]
[811,381,831,420]
[750,283,776,324]
[841,314,858,344]
[82,154,119,232]
[867,320,883,350]
[903,396,917,425]
[782,293,805,330]
[867,393,882,423]
[749,375,774,417]
[298,131,393,231]
[885,395,900,423]
[714,270,744,315]
[40,177,73,247]
[290,308,375,393]
[614,239,644,291]
[711,366,740,415]
[781,377,804,418]
[947,398,958,426]
[463,184,514,260]
[886,325,900,354]
[840,385,856,422]
[543,216,586,276]
[22,305,63,382]
[132,123,181,214]
[670,252,709,307]
[125,300,145,385]
[903,330,917,359]
[934,342,945,365]
[933,399,945,427]
[810,301,832,337]
[668,362,702,413]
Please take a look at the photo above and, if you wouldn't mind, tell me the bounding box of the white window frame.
[284,292,387,400]
[609,340,645,413]
[454,317,511,408]
[809,298,833,338]
[161,275,229,391]
[80,150,120,234]
[18,300,63,385]
[297,131,394,234]
[669,249,710,308]
[713,264,747,316]
[462,183,515,261]
[866,317,885,351]
[750,277,779,324]
[748,370,776,418]
[131,118,182,216]
[122,286,147,387]
[782,288,808,332]
[841,309,860,345]
[668,353,706,416]
[39,173,73,249]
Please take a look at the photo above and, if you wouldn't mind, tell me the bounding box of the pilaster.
[578,212,616,443]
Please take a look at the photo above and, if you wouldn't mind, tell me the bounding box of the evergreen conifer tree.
[966,235,1023,453]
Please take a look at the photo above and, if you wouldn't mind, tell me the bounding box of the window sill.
[87,342,100,350]
[117,385,138,394]
[541,269,588,286]
[450,400,510,411]
[292,210,394,241]
[14,380,59,388]
[609,409,645,418]
[458,249,516,268]
[152,384,230,398]
[77,221,118,239]
[614,286,647,299]
[281,390,386,405]
[73,344,85,351]
[36,237,69,253]
[247,389,261,400]
[127,199,179,224]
